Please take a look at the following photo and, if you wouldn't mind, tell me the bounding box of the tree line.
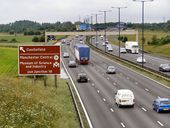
[0,20,169,34]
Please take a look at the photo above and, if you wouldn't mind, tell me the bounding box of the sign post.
[18,46,60,82]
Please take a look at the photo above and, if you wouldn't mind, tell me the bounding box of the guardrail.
[86,38,170,84]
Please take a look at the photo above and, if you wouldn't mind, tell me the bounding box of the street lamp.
[92,13,102,47]
[133,0,154,67]
[99,10,112,52]
[111,6,127,58]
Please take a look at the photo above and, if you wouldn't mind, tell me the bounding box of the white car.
[106,66,116,74]
[102,42,106,46]
[120,48,126,53]
[136,56,146,63]
[63,52,69,58]
[115,89,135,108]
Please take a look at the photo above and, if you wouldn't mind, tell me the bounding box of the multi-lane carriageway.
[61,37,170,128]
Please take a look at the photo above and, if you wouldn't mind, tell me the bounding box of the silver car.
[68,60,76,68]
[159,64,170,72]
[106,66,116,74]
[63,52,69,58]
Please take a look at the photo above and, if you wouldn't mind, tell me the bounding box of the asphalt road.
[91,36,170,76]
[61,37,170,128]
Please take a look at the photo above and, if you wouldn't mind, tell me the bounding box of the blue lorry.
[74,44,90,65]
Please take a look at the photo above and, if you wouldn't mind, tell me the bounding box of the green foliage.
[9,38,18,43]
[148,35,170,45]
[118,36,128,43]
[32,36,39,42]
[0,47,80,127]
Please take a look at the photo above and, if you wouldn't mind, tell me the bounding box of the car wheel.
[131,105,134,108]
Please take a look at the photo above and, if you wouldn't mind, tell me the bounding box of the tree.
[32,36,39,42]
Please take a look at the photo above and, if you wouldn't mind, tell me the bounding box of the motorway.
[61,37,170,128]
[91,37,170,76]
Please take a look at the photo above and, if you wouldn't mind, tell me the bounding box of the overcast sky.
[0,0,169,24]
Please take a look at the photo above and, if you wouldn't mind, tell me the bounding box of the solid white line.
[103,98,106,102]
[121,122,126,128]
[157,121,164,127]
[141,107,147,112]
[62,59,93,128]
[110,108,114,112]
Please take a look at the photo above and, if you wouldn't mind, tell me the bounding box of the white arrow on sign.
[20,47,26,52]
[54,55,59,60]
[53,62,60,68]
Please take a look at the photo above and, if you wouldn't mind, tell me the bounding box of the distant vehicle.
[74,44,90,65]
[125,41,139,54]
[62,39,66,44]
[75,35,79,38]
[159,64,170,72]
[115,89,135,108]
[107,45,113,52]
[106,66,116,74]
[120,47,126,53]
[77,73,88,82]
[153,97,170,113]
[100,35,104,39]
[92,37,95,39]
[102,42,106,46]
[95,42,99,45]
[136,56,146,63]
[68,60,76,68]
[105,40,109,44]
[66,42,70,45]
[63,52,69,58]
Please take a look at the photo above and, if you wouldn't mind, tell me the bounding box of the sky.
[0,0,169,24]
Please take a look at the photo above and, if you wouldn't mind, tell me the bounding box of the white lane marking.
[126,77,129,80]
[135,82,138,85]
[92,83,95,86]
[157,121,164,127]
[110,108,114,112]
[145,88,149,92]
[141,107,147,112]
[113,83,116,85]
[107,77,110,80]
[97,90,100,93]
[121,122,126,128]
[102,73,105,76]
[88,78,90,81]
[103,98,106,102]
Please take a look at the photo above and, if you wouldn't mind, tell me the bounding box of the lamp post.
[99,10,111,52]
[92,13,102,47]
[133,0,154,67]
[111,7,126,58]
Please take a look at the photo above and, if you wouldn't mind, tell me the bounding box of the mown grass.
[0,47,80,128]
[109,30,170,58]
[0,35,34,43]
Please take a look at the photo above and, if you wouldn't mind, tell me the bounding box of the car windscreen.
[160,101,170,105]
[122,94,132,98]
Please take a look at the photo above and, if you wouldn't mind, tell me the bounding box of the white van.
[115,89,135,108]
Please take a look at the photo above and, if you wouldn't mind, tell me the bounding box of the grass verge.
[0,47,80,127]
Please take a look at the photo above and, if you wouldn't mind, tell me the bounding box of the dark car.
[77,73,88,82]
[153,97,170,113]
[159,64,170,72]
[68,60,76,68]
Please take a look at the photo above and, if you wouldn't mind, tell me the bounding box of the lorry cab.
[125,41,139,54]
[115,89,135,108]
